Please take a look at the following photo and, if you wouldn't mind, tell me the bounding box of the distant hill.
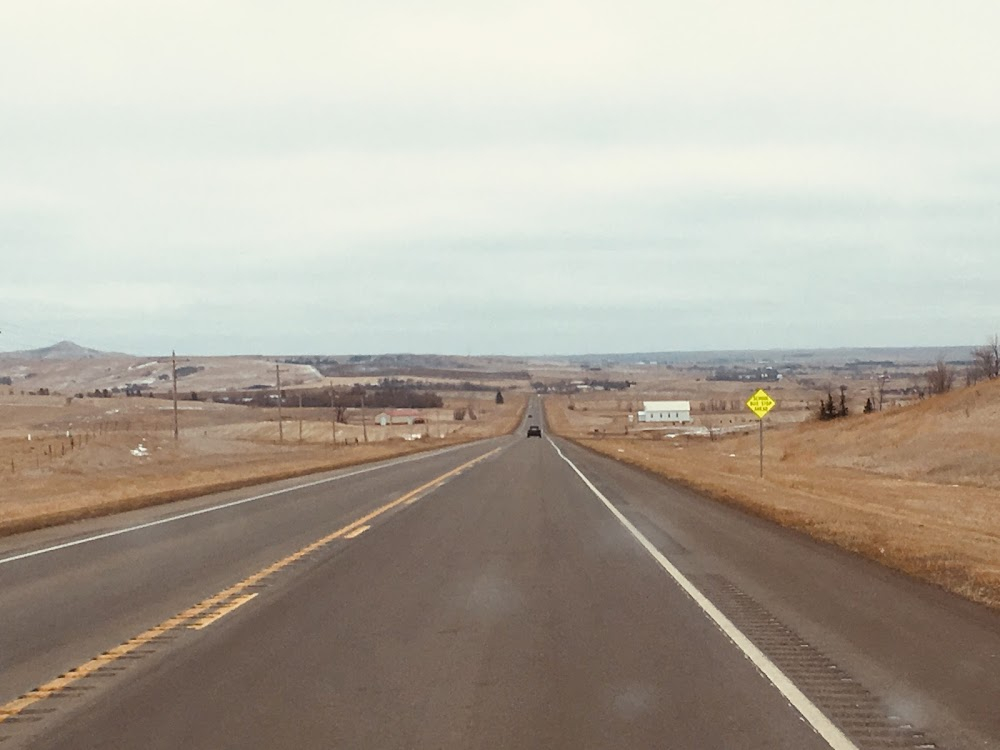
[0,340,127,360]
[787,376,1000,488]
[562,346,975,367]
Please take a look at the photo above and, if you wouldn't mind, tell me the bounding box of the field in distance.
[0,343,529,534]
[2,339,987,585]
[544,369,1000,610]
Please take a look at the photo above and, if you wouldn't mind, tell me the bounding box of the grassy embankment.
[545,385,1000,610]
[0,394,527,538]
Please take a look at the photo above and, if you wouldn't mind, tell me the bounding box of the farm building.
[374,409,425,426]
[637,400,692,423]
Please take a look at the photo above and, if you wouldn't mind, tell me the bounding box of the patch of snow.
[131,443,149,457]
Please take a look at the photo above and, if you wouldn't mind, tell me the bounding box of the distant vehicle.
[527,425,542,437]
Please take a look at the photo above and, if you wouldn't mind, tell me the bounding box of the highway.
[1,398,999,749]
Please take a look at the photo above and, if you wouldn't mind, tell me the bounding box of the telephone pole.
[276,364,283,443]
[360,392,368,443]
[171,350,179,441]
[329,379,337,445]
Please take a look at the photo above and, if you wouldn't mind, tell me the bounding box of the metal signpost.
[745,388,776,478]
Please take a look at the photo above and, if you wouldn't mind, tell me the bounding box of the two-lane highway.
[2,398,999,749]
[0,439,505,719]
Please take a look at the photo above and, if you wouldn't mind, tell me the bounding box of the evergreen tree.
[863,397,874,413]
[820,392,836,420]
[838,387,849,418]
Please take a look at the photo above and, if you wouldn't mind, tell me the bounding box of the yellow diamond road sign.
[746,389,775,419]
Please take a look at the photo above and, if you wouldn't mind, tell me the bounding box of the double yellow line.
[0,446,501,725]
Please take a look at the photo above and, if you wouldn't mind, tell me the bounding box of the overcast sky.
[2,1,999,355]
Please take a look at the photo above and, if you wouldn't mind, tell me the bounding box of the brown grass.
[544,388,1000,611]
[0,394,526,537]
[0,440,462,538]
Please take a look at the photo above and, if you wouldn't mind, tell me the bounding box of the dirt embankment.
[0,394,527,537]
[544,387,1000,611]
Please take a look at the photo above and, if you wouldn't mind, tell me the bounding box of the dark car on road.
[527,425,542,437]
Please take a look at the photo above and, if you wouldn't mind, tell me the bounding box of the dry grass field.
[0,392,526,536]
[545,380,1000,610]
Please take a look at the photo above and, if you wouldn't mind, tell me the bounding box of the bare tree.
[971,347,992,383]
[926,359,955,395]
[972,333,1000,380]
[970,334,1000,383]
[875,372,889,411]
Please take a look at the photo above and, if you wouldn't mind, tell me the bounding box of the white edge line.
[0,441,487,567]
[546,437,859,750]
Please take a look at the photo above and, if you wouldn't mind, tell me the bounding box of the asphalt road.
[2,401,998,749]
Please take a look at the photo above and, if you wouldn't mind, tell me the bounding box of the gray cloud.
[2,1,999,354]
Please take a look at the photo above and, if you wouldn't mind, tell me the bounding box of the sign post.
[745,388,776,478]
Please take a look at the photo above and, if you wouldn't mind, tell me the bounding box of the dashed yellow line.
[188,593,258,630]
[0,446,501,725]
[0,615,190,720]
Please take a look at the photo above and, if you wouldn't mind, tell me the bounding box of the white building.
[374,409,424,426]
[637,400,692,423]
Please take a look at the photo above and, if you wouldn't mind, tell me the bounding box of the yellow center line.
[0,446,502,725]
[343,525,371,539]
[188,593,259,630]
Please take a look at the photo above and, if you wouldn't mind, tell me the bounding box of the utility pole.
[276,365,283,443]
[360,392,368,443]
[171,350,179,441]
[329,379,337,446]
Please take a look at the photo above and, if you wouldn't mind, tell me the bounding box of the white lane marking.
[343,525,371,539]
[0,442,485,568]
[547,437,859,750]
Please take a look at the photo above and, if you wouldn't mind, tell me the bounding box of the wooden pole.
[171,350,179,441]
[360,393,368,443]
[276,365,283,443]
[329,379,337,445]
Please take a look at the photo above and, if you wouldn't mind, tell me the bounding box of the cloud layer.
[2,1,999,354]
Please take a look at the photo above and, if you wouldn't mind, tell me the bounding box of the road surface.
[1,401,998,749]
